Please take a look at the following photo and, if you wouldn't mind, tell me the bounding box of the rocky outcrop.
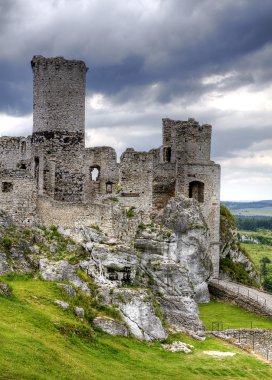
[93,316,129,337]
[0,196,214,340]
[0,282,13,297]
[220,205,259,285]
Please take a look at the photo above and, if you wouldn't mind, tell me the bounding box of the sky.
[0,0,272,201]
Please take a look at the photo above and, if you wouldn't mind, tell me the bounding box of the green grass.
[239,230,272,270]
[0,277,272,379]
[199,300,272,330]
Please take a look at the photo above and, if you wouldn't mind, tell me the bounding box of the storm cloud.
[0,0,271,200]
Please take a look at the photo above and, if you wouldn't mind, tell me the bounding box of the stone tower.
[161,118,221,276]
[31,56,88,202]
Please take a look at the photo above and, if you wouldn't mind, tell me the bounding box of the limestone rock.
[56,283,77,297]
[220,207,259,284]
[54,300,70,309]
[0,253,13,275]
[110,288,168,341]
[157,195,213,303]
[162,341,194,353]
[74,306,85,317]
[39,259,90,294]
[0,282,13,297]
[93,316,129,337]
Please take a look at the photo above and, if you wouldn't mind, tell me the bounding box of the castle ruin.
[0,56,221,275]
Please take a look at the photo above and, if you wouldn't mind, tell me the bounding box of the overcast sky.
[0,0,271,200]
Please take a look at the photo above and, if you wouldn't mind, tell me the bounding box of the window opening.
[2,182,13,193]
[90,165,100,181]
[21,141,26,154]
[189,181,204,203]
[34,157,39,179]
[163,147,171,162]
[106,181,113,194]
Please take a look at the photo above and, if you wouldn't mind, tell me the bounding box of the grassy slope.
[1,277,272,379]
[199,300,272,330]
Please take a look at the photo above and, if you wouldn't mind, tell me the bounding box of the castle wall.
[119,149,153,211]
[151,148,176,208]
[162,118,211,164]
[0,137,32,170]
[37,196,114,234]
[84,146,119,201]
[0,171,37,225]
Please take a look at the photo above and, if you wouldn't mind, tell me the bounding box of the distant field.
[222,201,272,217]
[234,207,272,217]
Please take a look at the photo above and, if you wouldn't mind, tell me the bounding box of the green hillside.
[0,275,272,380]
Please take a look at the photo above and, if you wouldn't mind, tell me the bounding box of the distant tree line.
[235,217,272,231]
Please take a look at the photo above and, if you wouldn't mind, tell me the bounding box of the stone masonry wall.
[84,146,119,201]
[0,137,32,171]
[0,171,37,225]
[31,56,87,135]
[119,149,153,212]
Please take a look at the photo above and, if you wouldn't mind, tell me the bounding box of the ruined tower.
[31,56,88,201]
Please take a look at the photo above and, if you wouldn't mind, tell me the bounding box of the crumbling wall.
[119,149,153,211]
[151,148,176,209]
[0,170,37,225]
[0,137,32,171]
[37,196,114,234]
[84,146,119,201]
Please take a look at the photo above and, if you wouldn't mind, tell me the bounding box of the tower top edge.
[31,55,88,72]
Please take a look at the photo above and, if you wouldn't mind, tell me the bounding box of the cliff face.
[0,196,213,340]
[220,205,259,285]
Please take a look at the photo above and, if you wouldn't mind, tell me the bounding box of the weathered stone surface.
[56,283,77,297]
[0,252,12,275]
[54,300,70,309]
[93,316,129,337]
[0,282,13,297]
[110,288,168,341]
[157,195,213,303]
[74,307,85,317]
[162,341,194,353]
[220,208,259,283]
[39,259,90,294]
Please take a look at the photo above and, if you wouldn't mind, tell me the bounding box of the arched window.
[90,165,100,181]
[189,181,204,203]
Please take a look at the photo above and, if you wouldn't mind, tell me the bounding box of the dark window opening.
[21,141,26,154]
[163,147,171,162]
[189,181,204,203]
[19,163,27,170]
[2,182,13,193]
[106,181,113,194]
[34,157,39,179]
[90,165,100,181]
